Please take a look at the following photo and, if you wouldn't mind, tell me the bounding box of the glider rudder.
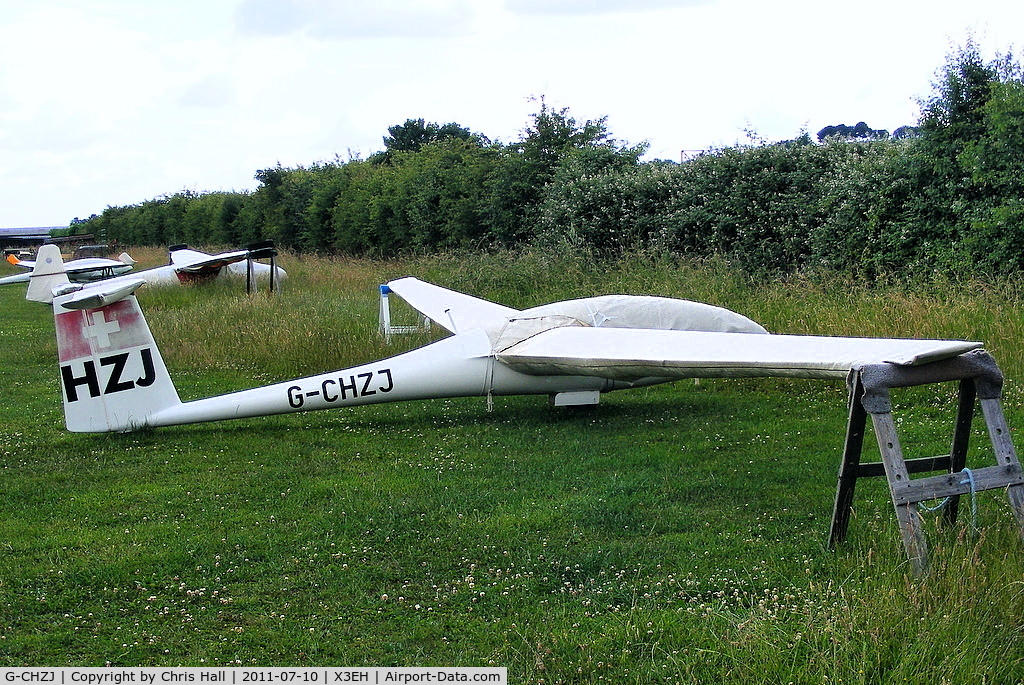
[53,287,182,432]
[26,244,70,304]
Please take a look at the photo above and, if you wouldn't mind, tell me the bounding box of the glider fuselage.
[33,251,984,433]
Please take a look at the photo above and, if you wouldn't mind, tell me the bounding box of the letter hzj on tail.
[53,295,181,432]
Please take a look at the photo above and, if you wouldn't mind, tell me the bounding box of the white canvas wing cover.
[495,327,983,380]
[513,295,767,334]
[384,281,979,380]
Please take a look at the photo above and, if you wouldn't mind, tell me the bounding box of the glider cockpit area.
[29,252,1024,574]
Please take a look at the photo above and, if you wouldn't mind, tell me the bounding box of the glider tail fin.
[52,285,182,432]
[26,244,70,304]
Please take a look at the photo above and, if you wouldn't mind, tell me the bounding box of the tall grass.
[0,250,1022,681]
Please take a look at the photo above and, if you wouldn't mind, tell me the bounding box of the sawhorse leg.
[829,376,932,574]
[943,380,976,527]
[829,375,867,547]
[828,375,964,553]
[871,410,929,575]
[979,397,1024,534]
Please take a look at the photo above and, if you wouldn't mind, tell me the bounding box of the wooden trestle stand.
[828,350,1024,575]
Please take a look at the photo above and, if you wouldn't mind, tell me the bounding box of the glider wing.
[4,254,132,283]
[172,249,250,274]
[385,277,519,334]
[495,327,984,381]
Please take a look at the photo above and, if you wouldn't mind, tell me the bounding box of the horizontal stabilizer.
[385,277,518,334]
[58,278,147,310]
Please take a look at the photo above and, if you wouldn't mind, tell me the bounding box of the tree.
[912,40,1024,270]
[487,98,645,244]
[958,78,1024,274]
[248,164,320,247]
[374,119,480,164]
[301,162,350,251]
[512,97,619,172]
[892,125,921,139]
[390,138,497,250]
[918,40,1011,144]
[816,122,890,142]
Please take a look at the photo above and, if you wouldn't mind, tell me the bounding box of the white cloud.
[234,0,481,40]
[505,0,711,15]
[1,0,1022,226]
[178,73,239,109]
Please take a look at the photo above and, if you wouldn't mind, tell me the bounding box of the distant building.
[0,225,62,240]
[0,226,93,254]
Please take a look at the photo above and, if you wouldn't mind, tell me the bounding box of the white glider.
[28,245,984,434]
[24,243,286,303]
[1,251,135,285]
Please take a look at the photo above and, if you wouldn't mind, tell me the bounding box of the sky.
[0,0,1020,228]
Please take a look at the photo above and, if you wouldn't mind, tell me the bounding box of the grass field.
[1,249,1023,682]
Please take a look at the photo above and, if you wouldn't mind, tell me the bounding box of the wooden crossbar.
[828,350,1024,575]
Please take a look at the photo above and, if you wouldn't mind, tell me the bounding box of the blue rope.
[961,467,979,535]
[916,467,979,534]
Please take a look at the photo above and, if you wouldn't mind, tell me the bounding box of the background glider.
[27,250,982,433]
[23,243,286,303]
[0,250,135,285]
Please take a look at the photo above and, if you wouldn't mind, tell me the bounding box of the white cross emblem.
[84,310,121,348]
